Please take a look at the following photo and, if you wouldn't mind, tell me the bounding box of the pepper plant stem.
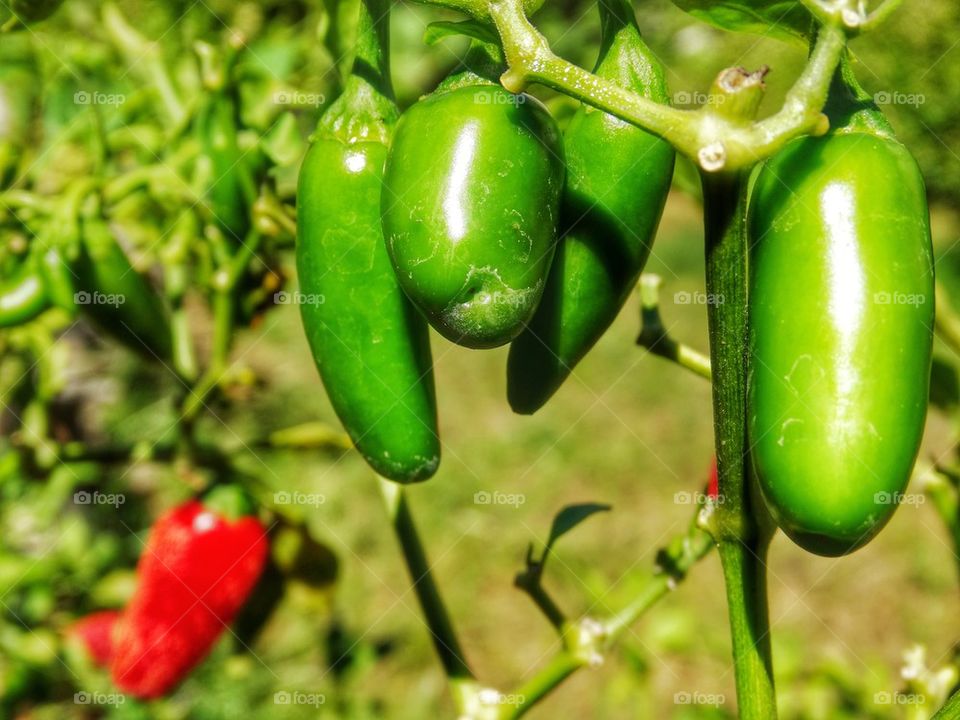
[703,170,777,719]
[498,510,715,719]
[932,688,960,719]
[377,479,476,705]
[636,275,712,381]
[484,0,847,172]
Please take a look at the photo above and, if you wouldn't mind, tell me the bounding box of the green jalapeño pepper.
[747,57,934,556]
[296,0,439,483]
[381,43,565,349]
[196,41,255,245]
[506,0,675,412]
[0,254,47,328]
[73,217,173,360]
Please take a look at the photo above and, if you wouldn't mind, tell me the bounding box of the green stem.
[498,511,715,719]
[636,275,713,381]
[377,479,475,695]
[922,468,960,585]
[352,0,392,98]
[702,170,777,719]
[181,284,234,421]
[498,653,583,719]
[932,689,960,719]
[484,0,846,172]
[514,567,566,631]
[603,527,715,639]
[102,2,186,127]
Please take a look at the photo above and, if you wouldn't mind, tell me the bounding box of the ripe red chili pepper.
[67,610,121,667]
[110,500,268,699]
[707,459,719,501]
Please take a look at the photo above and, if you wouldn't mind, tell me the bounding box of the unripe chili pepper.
[73,216,173,360]
[0,254,48,328]
[507,0,675,412]
[381,42,565,349]
[747,55,934,556]
[110,494,268,698]
[296,0,440,482]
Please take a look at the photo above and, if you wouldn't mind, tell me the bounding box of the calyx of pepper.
[708,66,769,122]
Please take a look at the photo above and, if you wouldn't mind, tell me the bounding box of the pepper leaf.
[669,0,813,46]
[544,502,611,557]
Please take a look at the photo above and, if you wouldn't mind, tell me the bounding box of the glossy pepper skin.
[73,218,173,360]
[507,0,674,412]
[0,255,48,328]
[110,500,268,698]
[296,0,439,482]
[748,80,934,555]
[382,77,565,349]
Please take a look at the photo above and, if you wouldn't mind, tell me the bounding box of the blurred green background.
[3,0,960,718]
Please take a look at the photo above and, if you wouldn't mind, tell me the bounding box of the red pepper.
[67,610,121,667]
[110,500,268,699]
[707,458,719,501]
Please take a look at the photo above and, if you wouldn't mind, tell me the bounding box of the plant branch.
[102,2,187,128]
[482,0,847,172]
[377,478,477,711]
[636,274,712,381]
[702,170,777,719]
[495,505,715,719]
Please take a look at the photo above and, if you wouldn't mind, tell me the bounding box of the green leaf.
[670,0,813,46]
[544,502,611,557]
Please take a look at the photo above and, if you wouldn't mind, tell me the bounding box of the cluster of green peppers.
[296,0,673,483]
[0,209,172,361]
[297,0,933,559]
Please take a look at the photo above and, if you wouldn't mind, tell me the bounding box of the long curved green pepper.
[73,217,173,360]
[196,42,254,244]
[506,0,675,413]
[748,53,934,556]
[0,255,48,328]
[296,0,440,482]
